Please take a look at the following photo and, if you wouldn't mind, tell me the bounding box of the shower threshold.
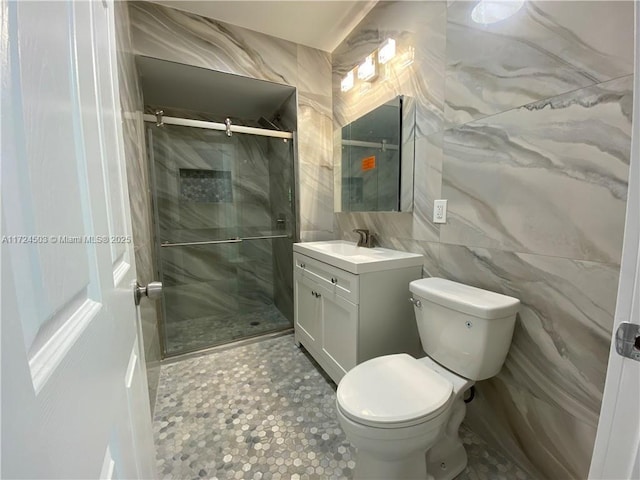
[162,328,293,365]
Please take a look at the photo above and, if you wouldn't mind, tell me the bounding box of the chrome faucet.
[353,229,375,248]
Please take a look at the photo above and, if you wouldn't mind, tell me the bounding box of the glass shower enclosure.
[147,118,296,356]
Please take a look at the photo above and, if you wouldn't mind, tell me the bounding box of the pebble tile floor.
[165,304,292,355]
[154,334,532,480]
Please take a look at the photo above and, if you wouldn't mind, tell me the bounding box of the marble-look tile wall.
[114,1,161,413]
[333,2,634,479]
[128,1,334,242]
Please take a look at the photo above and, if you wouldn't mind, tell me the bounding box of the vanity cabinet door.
[294,274,322,347]
[321,290,359,380]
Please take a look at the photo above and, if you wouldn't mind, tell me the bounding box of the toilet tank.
[409,278,520,381]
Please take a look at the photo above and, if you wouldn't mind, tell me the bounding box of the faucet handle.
[367,233,376,248]
[352,229,375,247]
[352,229,368,247]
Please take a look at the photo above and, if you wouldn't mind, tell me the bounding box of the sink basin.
[309,242,387,257]
[293,240,423,274]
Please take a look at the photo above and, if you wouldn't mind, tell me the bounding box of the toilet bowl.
[337,354,472,480]
[336,278,520,480]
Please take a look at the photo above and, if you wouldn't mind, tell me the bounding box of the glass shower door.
[148,122,295,356]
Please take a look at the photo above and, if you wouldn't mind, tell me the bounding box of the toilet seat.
[337,354,453,429]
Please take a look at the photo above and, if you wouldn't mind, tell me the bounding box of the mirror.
[338,96,414,212]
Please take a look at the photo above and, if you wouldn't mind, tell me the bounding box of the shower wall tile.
[268,139,295,232]
[115,4,152,278]
[332,2,633,478]
[274,93,298,133]
[160,244,239,287]
[238,199,273,231]
[130,2,298,86]
[120,117,153,248]
[238,239,275,301]
[268,139,295,325]
[236,175,271,207]
[440,75,633,264]
[297,46,332,97]
[237,173,273,229]
[164,280,239,323]
[114,1,161,412]
[445,1,635,127]
[236,136,271,179]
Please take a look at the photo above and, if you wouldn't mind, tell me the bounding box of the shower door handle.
[134,281,163,306]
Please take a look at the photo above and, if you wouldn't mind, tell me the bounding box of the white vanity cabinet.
[293,241,423,384]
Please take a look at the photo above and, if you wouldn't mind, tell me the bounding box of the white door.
[1,1,156,478]
[589,4,640,479]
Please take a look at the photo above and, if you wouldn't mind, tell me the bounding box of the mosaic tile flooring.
[164,304,292,355]
[154,334,532,480]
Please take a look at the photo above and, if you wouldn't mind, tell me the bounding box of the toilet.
[336,277,520,480]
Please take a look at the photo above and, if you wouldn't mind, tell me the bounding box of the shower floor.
[153,334,533,480]
[164,304,292,356]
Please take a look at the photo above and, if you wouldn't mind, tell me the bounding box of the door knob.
[615,322,640,361]
[134,281,163,306]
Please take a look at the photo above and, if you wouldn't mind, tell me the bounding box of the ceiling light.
[471,0,525,25]
[378,38,396,64]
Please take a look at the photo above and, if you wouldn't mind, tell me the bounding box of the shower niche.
[138,57,297,356]
[179,169,234,204]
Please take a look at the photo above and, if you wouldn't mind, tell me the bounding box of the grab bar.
[160,234,289,248]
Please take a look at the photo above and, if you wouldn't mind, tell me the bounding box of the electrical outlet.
[433,199,447,224]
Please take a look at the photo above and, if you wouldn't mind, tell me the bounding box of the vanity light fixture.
[341,69,355,92]
[378,38,396,64]
[357,53,377,82]
[471,0,525,24]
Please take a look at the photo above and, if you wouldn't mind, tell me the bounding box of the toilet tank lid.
[409,278,520,319]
